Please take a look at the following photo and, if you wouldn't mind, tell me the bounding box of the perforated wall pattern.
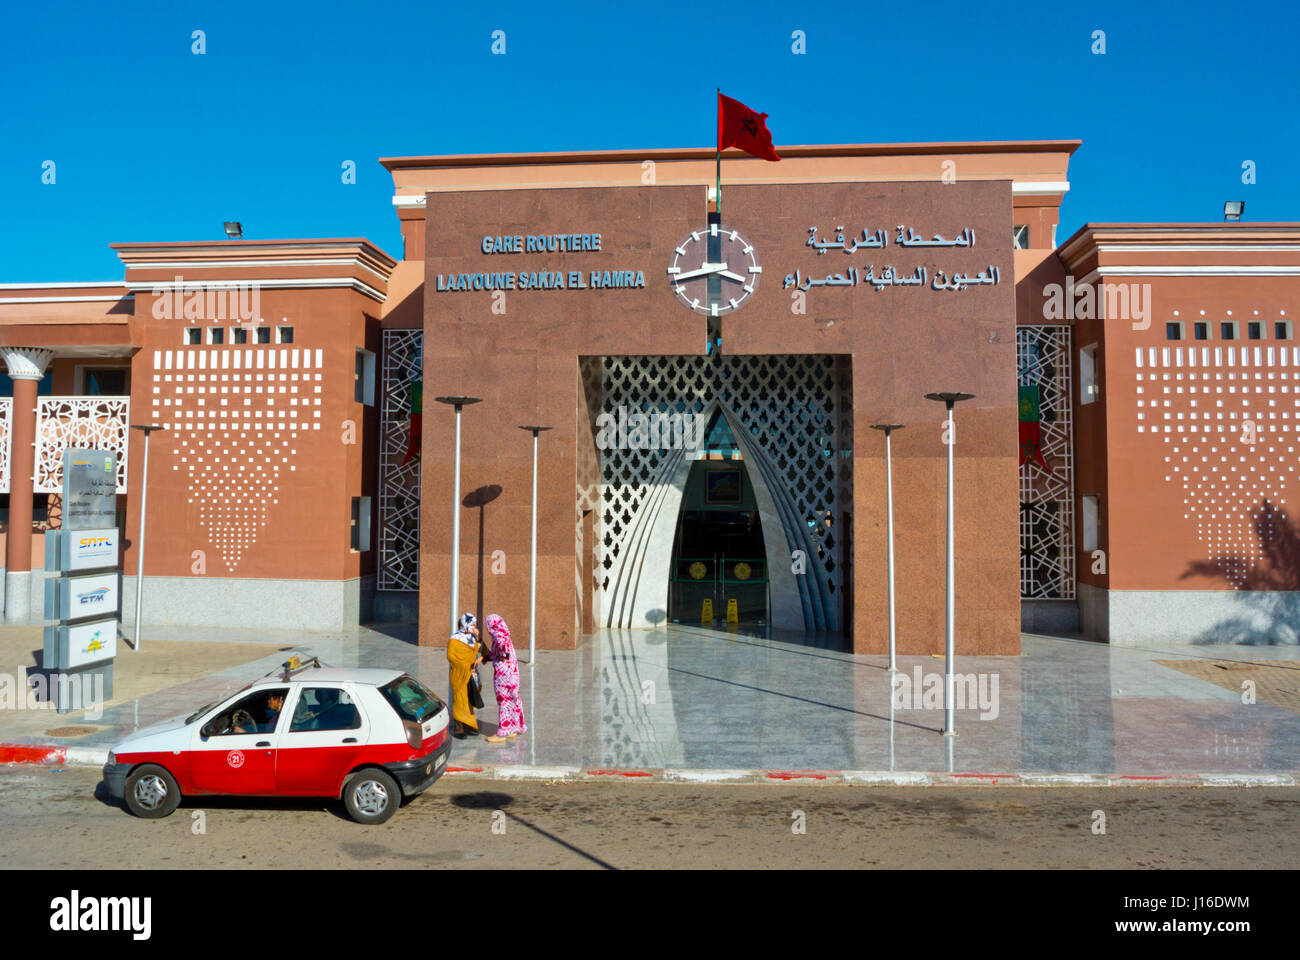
[591,354,850,631]
[379,330,423,591]
[35,397,130,494]
[0,398,11,495]
[1137,343,1300,588]
[1017,327,1075,599]
[151,347,321,572]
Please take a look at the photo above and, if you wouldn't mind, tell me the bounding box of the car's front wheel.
[123,764,182,819]
[343,768,400,825]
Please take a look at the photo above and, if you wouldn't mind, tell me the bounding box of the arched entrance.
[588,354,851,636]
[668,411,769,625]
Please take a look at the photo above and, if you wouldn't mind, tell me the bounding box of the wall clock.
[666,222,761,316]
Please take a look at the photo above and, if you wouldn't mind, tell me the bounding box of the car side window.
[289,687,362,733]
[203,688,289,737]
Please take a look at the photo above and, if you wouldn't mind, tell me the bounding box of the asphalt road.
[1,765,1296,869]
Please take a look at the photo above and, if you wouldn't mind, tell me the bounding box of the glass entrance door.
[669,555,769,625]
[667,458,768,625]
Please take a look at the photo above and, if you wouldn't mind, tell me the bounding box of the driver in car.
[233,692,285,734]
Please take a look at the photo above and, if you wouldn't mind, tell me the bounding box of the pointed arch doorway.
[668,409,770,626]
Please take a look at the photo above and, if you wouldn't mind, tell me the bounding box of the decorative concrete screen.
[1017,326,1075,599]
[1136,343,1300,588]
[587,354,852,633]
[378,329,423,591]
[0,398,11,494]
[151,347,322,572]
[35,397,130,494]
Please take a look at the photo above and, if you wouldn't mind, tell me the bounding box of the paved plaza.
[3,623,1298,777]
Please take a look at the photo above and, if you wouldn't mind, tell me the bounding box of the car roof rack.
[272,655,327,683]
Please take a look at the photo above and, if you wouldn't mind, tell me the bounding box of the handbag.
[467,669,485,709]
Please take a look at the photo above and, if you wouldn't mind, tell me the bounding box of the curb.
[0,744,108,767]
[4,746,1296,788]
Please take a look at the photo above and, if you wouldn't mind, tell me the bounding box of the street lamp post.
[129,424,166,652]
[923,392,974,737]
[517,425,552,664]
[434,397,481,638]
[869,423,904,674]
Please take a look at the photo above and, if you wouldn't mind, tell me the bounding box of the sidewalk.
[2,622,1298,781]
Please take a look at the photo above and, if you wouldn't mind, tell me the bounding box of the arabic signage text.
[787,224,1001,294]
[62,449,117,531]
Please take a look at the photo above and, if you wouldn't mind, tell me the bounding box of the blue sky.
[2,0,1296,281]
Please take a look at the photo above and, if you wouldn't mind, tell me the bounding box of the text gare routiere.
[434,232,645,292]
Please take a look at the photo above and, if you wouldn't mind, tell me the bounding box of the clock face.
[666,223,761,316]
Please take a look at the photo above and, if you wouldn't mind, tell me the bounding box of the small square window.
[1165,322,1183,341]
[1277,320,1293,340]
[277,326,294,344]
[232,328,248,344]
[1012,225,1030,250]
[184,328,201,345]
[256,327,271,344]
[1220,322,1238,341]
[1248,321,1263,340]
[208,327,224,344]
[1193,322,1209,340]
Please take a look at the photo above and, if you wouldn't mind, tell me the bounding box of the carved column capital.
[0,347,55,381]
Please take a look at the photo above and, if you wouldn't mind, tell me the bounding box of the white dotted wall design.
[152,347,325,571]
[1137,340,1299,588]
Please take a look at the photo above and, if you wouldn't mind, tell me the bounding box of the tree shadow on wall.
[1180,498,1300,645]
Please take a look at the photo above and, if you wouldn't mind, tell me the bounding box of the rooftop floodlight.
[223,221,243,238]
[1223,201,1244,222]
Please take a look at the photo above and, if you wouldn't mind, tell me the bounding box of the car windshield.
[380,675,444,723]
[185,682,253,724]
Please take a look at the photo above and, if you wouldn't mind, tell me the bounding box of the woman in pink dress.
[483,614,527,742]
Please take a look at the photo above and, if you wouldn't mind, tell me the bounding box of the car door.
[188,687,287,795]
[275,684,370,796]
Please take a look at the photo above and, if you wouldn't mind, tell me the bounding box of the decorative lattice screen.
[378,330,423,591]
[1017,326,1075,599]
[591,354,851,631]
[35,397,130,494]
[0,398,11,494]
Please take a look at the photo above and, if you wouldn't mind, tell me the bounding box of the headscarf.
[486,614,514,661]
[451,612,477,647]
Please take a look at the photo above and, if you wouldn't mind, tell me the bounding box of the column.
[3,348,54,622]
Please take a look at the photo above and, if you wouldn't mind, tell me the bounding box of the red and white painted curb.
[4,744,1295,787]
[0,743,109,767]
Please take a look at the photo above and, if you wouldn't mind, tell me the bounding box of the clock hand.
[670,262,729,282]
[717,270,747,284]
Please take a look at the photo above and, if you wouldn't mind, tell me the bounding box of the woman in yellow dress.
[447,613,481,738]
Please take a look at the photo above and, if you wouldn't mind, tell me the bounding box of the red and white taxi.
[102,658,451,824]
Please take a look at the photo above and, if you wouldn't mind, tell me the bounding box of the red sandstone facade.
[0,140,1293,648]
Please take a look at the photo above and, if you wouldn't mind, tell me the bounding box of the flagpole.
[715,87,722,217]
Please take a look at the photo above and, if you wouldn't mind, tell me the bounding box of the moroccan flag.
[1018,385,1053,473]
[718,93,780,161]
[403,380,423,465]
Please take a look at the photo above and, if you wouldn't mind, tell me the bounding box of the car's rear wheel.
[343,768,400,824]
[123,764,182,819]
